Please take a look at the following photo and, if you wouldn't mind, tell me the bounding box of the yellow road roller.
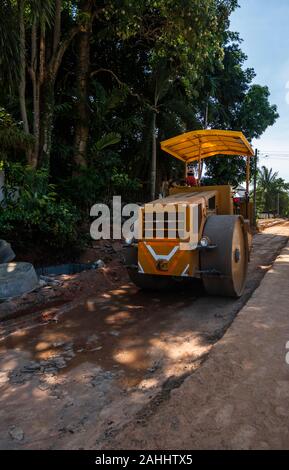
[125,130,255,298]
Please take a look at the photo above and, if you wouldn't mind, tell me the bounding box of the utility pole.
[253,148,259,228]
[277,192,280,217]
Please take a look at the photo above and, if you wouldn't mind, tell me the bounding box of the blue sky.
[230,0,289,180]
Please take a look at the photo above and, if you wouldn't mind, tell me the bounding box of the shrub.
[60,165,142,211]
[0,163,80,249]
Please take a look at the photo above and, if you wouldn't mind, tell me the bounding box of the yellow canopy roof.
[161,130,254,163]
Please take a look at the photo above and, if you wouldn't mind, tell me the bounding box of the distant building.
[234,185,247,200]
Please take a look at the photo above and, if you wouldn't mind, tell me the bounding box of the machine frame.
[125,130,255,298]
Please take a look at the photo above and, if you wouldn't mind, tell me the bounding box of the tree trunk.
[150,111,157,200]
[39,76,55,168]
[29,20,39,168]
[32,77,40,168]
[37,20,81,168]
[25,1,84,168]
[18,0,29,135]
[73,2,92,169]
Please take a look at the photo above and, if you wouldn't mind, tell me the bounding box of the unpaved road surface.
[107,223,289,450]
[0,223,288,449]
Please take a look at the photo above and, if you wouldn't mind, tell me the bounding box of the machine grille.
[142,206,188,240]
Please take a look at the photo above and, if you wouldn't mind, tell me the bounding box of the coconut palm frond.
[29,0,55,27]
[0,1,20,84]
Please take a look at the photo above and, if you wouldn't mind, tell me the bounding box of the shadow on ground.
[0,229,288,449]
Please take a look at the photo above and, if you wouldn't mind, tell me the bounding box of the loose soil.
[0,223,288,449]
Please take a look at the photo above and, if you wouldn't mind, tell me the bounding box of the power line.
[251,149,289,162]
[258,152,289,159]
[259,150,289,153]
[259,157,289,161]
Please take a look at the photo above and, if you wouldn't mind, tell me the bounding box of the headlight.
[200,237,210,248]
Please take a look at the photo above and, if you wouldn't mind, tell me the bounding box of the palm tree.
[0,1,20,85]
[0,1,83,168]
[257,166,279,214]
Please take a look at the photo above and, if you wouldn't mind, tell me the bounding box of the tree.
[0,107,33,161]
[110,0,240,198]
[73,0,146,169]
[0,1,20,85]
[73,0,94,168]
[201,36,279,186]
[0,1,93,168]
[0,0,280,207]
[236,85,279,140]
[256,166,289,216]
[29,0,83,168]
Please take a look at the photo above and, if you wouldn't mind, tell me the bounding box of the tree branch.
[90,68,146,103]
[90,68,124,87]
[50,24,81,78]
[50,2,105,79]
[90,68,159,112]
[53,0,62,56]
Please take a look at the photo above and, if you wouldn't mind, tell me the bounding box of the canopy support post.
[185,162,188,180]
[253,149,258,227]
[198,138,202,186]
[245,155,251,219]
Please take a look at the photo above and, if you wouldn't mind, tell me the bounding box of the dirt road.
[106,223,289,450]
[0,223,288,449]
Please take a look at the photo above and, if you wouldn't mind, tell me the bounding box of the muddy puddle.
[0,282,200,388]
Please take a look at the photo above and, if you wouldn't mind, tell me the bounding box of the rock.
[9,426,24,442]
[50,385,64,399]
[39,276,62,287]
[95,259,105,269]
[38,380,50,391]
[51,357,67,369]
[112,241,123,253]
[147,361,161,374]
[0,372,8,384]
[103,371,114,379]
[109,330,120,337]
[52,341,66,348]
[86,334,99,344]
[22,361,41,373]
[64,351,76,359]
[0,262,38,300]
[59,423,76,434]
[40,357,63,370]
[44,369,58,376]
[64,398,74,408]
[0,240,15,264]
[9,370,26,385]
[90,371,115,390]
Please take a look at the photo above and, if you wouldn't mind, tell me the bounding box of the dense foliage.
[256,166,289,217]
[0,1,281,250]
[0,162,79,248]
